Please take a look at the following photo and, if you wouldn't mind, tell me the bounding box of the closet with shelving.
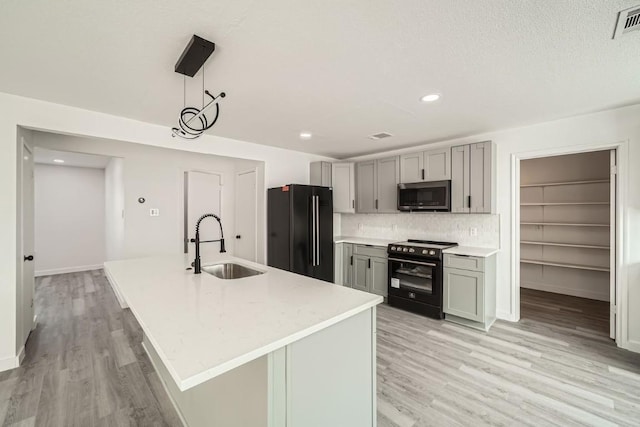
[520,150,612,302]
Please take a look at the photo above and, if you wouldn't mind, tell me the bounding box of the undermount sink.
[201,263,265,280]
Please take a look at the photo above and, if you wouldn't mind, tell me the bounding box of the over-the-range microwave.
[397,180,451,212]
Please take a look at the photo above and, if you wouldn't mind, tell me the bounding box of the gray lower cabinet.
[443,253,496,331]
[343,243,354,287]
[341,244,387,297]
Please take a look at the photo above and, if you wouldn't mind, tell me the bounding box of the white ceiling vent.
[368,132,393,140]
[613,6,640,39]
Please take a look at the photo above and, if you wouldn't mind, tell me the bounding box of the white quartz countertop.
[334,236,396,247]
[443,246,500,257]
[104,254,382,392]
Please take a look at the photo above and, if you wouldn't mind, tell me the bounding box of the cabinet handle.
[375,199,378,210]
[467,195,472,208]
[421,168,425,180]
[352,199,355,209]
[350,255,353,265]
[368,258,371,269]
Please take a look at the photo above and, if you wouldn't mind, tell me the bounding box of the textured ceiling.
[1,0,639,158]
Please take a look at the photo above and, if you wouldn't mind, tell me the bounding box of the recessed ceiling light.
[420,93,441,103]
[299,132,312,140]
[53,159,65,163]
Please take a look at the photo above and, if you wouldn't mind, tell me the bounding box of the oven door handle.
[388,258,437,267]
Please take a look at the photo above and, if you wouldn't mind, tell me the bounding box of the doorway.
[234,169,258,262]
[516,148,618,341]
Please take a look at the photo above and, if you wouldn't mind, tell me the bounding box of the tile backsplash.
[339,213,500,248]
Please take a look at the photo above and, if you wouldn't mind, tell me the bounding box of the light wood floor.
[1,271,640,426]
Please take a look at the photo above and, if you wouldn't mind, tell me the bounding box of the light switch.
[149,208,160,217]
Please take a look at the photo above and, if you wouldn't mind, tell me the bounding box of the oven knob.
[409,248,415,253]
[391,246,396,251]
[422,249,428,254]
[403,248,408,252]
[429,250,436,255]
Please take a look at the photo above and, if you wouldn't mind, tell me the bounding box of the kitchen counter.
[104,254,382,392]
[443,246,500,258]
[334,235,396,247]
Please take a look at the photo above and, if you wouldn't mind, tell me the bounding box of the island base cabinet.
[145,307,377,427]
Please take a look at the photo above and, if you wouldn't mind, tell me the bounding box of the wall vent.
[613,6,640,39]
[368,132,393,140]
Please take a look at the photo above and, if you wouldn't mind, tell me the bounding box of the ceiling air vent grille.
[369,132,393,140]
[613,6,640,39]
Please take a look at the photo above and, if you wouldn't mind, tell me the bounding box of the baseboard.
[496,311,517,322]
[35,264,103,277]
[521,281,609,302]
[17,346,25,365]
[104,266,128,309]
[623,339,640,354]
[0,345,27,372]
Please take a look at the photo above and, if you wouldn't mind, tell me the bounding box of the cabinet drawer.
[353,245,387,258]
[444,254,484,272]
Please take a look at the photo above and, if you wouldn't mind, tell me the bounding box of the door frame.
[234,168,258,262]
[182,169,224,254]
[510,140,628,348]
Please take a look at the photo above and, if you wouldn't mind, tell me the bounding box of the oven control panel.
[388,245,440,258]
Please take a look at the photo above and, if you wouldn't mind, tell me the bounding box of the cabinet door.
[353,255,370,292]
[376,156,400,213]
[469,142,492,213]
[369,257,388,297]
[443,268,484,322]
[356,161,377,213]
[399,152,423,183]
[343,243,354,287]
[332,163,355,213]
[334,243,343,285]
[321,162,332,187]
[451,145,470,213]
[424,147,451,181]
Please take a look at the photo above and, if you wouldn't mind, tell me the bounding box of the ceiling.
[2,1,639,159]
[34,148,112,168]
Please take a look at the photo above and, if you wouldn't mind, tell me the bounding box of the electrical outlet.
[149,208,160,217]
[469,227,478,237]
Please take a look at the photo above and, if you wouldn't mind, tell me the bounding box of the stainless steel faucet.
[191,213,226,274]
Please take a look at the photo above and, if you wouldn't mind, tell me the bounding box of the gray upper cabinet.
[356,157,399,213]
[451,141,494,214]
[310,161,332,187]
[332,163,355,213]
[400,148,451,183]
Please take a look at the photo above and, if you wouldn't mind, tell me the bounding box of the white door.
[185,171,223,263]
[610,149,617,340]
[21,142,35,343]
[234,169,257,262]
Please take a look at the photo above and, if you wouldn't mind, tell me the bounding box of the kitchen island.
[104,254,382,427]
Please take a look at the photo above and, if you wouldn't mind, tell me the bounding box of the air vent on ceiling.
[368,132,393,140]
[613,5,640,39]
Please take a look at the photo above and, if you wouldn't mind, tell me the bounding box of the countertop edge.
[105,262,383,392]
[443,246,500,257]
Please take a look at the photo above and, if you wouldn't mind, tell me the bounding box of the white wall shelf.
[520,179,609,188]
[521,259,609,273]
[521,222,610,227]
[521,241,610,250]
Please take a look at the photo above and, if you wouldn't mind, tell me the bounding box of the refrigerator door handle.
[311,196,316,266]
[314,195,320,266]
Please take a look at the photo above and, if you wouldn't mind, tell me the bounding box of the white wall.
[0,91,332,368]
[341,213,499,248]
[347,103,640,353]
[34,164,106,275]
[105,157,125,262]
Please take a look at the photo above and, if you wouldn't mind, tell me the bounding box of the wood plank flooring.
[1,271,640,426]
[377,291,640,427]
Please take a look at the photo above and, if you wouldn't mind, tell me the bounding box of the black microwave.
[397,180,451,212]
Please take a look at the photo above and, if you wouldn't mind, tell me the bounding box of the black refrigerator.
[268,185,334,282]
